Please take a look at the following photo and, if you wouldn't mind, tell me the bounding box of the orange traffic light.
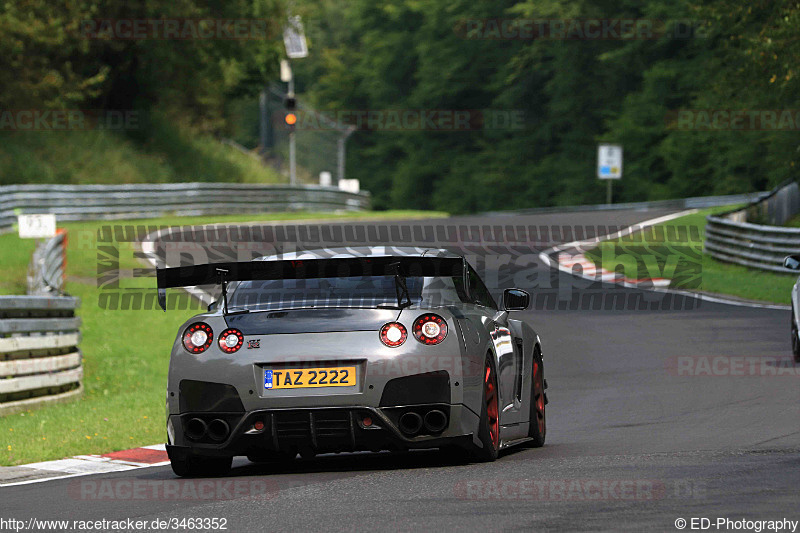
[285,112,297,126]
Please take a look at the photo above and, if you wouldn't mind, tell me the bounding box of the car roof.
[254,246,462,261]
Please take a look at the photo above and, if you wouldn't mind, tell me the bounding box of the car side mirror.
[503,288,530,311]
[208,301,217,312]
[784,255,800,271]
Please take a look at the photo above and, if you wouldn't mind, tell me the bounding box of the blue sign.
[264,369,273,389]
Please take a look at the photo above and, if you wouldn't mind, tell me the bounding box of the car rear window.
[228,275,424,311]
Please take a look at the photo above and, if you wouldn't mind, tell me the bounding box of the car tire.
[792,306,800,363]
[527,350,546,447]
[465,353,500,462]
[170,455,232,478]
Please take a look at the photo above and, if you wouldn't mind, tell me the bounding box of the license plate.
[264,366,357,390]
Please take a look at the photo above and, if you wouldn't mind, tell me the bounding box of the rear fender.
[397,307,485,416]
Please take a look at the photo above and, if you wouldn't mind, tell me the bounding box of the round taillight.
[182,323,213,353]
[218,328,244,353]
[380,322,407,347]
[413,314,448,345]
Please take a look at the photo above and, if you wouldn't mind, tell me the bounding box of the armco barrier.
[0,296,82,416]
[483,191,766,217]
[27,229,67,295]
[705,180,800,272]
[0,183,371,233]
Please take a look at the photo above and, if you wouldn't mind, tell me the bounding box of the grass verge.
[585,206,795,304]
[0,209,446,465]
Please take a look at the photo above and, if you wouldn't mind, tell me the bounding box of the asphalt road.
[3,208,799,532]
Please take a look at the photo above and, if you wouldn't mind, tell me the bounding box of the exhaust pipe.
[398,412,423,436]
[185,418,208,441]
[423,409,448,433]
[207,419,230,442]
[299,447,316,460]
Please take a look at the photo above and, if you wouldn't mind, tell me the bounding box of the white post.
[337,136,345,186]
[258,88,267,156]
[288,63,297,186]
[337,127,356,185]
[289,132,296,186]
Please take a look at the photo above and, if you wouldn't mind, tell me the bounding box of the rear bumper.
[167,404,477,458]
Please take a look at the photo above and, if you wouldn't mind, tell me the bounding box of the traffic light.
[284,97,297,131]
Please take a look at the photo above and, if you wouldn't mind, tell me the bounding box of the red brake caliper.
[485,363,499,449]
[534,360,545,433]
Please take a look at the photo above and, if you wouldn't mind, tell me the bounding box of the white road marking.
[2,445,171,487]
[21,458,139,474]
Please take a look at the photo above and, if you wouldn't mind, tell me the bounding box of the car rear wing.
[156,256,466,312]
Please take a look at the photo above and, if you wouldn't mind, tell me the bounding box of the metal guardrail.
[483,191,767,217]
[27,230,67,295]
[0,296,82,416]
[0,183,371,233]
[705,180,800,272]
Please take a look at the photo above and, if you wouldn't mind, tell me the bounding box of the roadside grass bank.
[0,115,284,187]
[0,210,446,466]
[585,207,795,305]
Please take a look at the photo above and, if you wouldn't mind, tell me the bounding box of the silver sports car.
[783,254,800,362]
[157,247,547,477]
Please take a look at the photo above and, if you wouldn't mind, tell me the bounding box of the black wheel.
[792,306,800,363]
[465,353,500,462]
[170,455,232,478]
[527,350,546,447]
